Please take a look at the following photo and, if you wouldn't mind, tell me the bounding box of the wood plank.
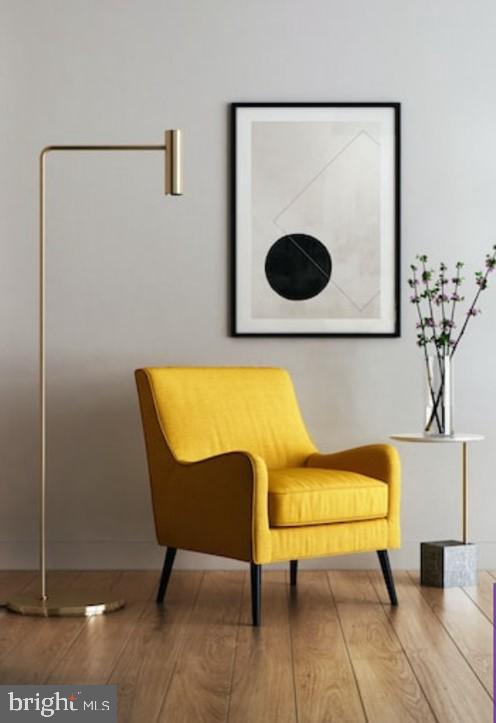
[0,571,38,659]
[228,571,297,723]
[370,570,493,723]
[159,571,244,723]
[329,570,435,723]
[0,570,36,607]
[109,571,203,723]
[45,570,156,685]
[464,571,494,622]
[0,571,94,684]
[412,571,493,696]
[290,571,365,723]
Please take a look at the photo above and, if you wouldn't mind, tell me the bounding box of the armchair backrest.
[136,367,316,469]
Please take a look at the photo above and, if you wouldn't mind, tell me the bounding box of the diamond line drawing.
[272,129,381,312]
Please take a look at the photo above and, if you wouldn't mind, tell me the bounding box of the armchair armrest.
[306,444,399,483]
[170,450,270,563]
[306,445,400,548]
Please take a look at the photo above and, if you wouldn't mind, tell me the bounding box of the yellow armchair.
[136,367,400,625]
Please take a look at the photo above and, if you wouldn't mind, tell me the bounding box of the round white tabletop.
[391,433,484,444]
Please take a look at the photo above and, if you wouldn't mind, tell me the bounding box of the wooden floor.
[0,569,493,722]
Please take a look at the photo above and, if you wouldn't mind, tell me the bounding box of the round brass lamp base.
[6,592,125,617]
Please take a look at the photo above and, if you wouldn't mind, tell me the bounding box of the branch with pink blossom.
[408,245,496,433]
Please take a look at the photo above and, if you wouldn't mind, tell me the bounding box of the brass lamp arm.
[41,145,165,151]
[40,129,183,197]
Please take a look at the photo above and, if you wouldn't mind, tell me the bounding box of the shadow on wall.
[47,374,154,542]
[0,370,156,564]
[0,366,40,545]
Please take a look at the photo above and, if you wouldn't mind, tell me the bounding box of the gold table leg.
[462,442,468,544]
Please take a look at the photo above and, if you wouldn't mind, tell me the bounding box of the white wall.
[1,0,496,570]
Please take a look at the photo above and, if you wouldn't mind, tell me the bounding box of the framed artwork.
[231,102,401,337]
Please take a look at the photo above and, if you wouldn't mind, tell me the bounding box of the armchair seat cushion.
[268,467,388,527]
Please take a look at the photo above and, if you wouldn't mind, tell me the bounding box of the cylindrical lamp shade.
[165,129,183,195]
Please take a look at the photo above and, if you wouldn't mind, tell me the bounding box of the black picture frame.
[231,102,401,338]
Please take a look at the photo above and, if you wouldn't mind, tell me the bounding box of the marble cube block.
[420,540,478,588]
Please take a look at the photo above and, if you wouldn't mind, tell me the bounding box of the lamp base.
[5,591,125,617]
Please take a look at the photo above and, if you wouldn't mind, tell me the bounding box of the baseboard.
[2,540,496,570]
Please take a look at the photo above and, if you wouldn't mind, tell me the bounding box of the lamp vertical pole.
[462,442,468,545]
[6,132,182,616]
[39,149,47,601]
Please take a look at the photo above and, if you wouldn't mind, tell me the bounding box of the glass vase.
[424,352,453,436]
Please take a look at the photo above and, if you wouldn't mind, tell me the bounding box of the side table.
[390,433,484,587]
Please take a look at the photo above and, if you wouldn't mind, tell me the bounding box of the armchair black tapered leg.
[377,550,398,606]
[290,560,298,587]
[156,547,177,604]
[250,563,262,626]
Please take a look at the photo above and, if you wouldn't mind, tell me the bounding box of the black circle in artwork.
[265,234,332,301]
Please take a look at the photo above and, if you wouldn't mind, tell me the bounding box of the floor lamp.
[6,130,183,616]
